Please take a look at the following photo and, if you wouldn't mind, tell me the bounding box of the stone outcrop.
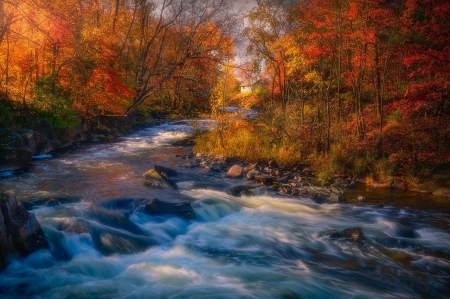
[0,191,48,269]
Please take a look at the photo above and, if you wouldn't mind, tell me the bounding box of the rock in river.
[143,198,196,220]
[143,166,178,189]
[0,191,48,269]
[328,227,366,242]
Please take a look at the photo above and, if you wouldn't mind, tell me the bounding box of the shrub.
[31,77,80,129]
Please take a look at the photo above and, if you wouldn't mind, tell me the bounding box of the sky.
[229,0,258,63]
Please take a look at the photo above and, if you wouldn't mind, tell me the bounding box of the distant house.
[240,79,263,93]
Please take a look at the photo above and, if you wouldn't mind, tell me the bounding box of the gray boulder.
[143,198,196,219]
[34,132,54,155]
[31,119,63,148]
[154,165,178,176]
[227,165,244,178]
[0,191,48,269]
[143,167,178,189]
[0,128,24,148]
[17,129,36,154]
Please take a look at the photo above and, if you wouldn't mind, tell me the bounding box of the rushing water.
[1,119,450,299]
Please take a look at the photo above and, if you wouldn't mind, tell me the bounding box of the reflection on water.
[0,117,449,298]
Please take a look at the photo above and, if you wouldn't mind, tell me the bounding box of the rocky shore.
[176,151,366,204]
[0,113,165,173]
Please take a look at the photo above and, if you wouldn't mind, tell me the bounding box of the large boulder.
[227,165,244,178]
[154,165,178,176]
[143,167,178,189]
[31,119,63,148]
[17,129,36,154]
[101,197,196,220]
[56,119,90,145]
[34,132,54,155]
[143,198,196,219]
[0,191,48,269]
[0,128,24,148]
[0,146,33,172]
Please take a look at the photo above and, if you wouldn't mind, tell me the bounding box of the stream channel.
[0,114,449,298]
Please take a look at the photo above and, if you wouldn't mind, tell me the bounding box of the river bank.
[0,112,168,173]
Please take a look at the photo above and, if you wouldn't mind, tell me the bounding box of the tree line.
[0,0,240,127]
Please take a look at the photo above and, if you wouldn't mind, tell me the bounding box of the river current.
[0,119,449,298]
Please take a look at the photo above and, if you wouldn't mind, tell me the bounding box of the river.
[0,118,449,298]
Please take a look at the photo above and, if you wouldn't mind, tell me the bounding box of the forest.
[1,0,450,188]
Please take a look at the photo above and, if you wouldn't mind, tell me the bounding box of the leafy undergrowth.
[194,114,302,166]
[195,108,450,190]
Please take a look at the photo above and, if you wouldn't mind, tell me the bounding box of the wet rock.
[330,187,344,202]
[279,176,289,184]
[183,162,199,168]
[333,177,344,186]
[267,184,279,191]
[227,185,258,197]
[374,237,425,251]
[172,137,195,147]
[357,196,366,202]
[0,191,48,269]
[143,198,196,219]
[0,146,33,172]
[246,170,259,180]
[309,193,326,204]
[23,195,81,210]
[31,119,63,148]
[246,160,264,172]
[227,165,244,178]
[210,161,226,172]
[254,175,275,185]
[154,165,178,176]
[347,179,357,189]
[246,186,269,196]
[268,159,278,169]
[279,186,292,195]
[143,167,178,189]
[393,224,419,239]
[328,227,366,242]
